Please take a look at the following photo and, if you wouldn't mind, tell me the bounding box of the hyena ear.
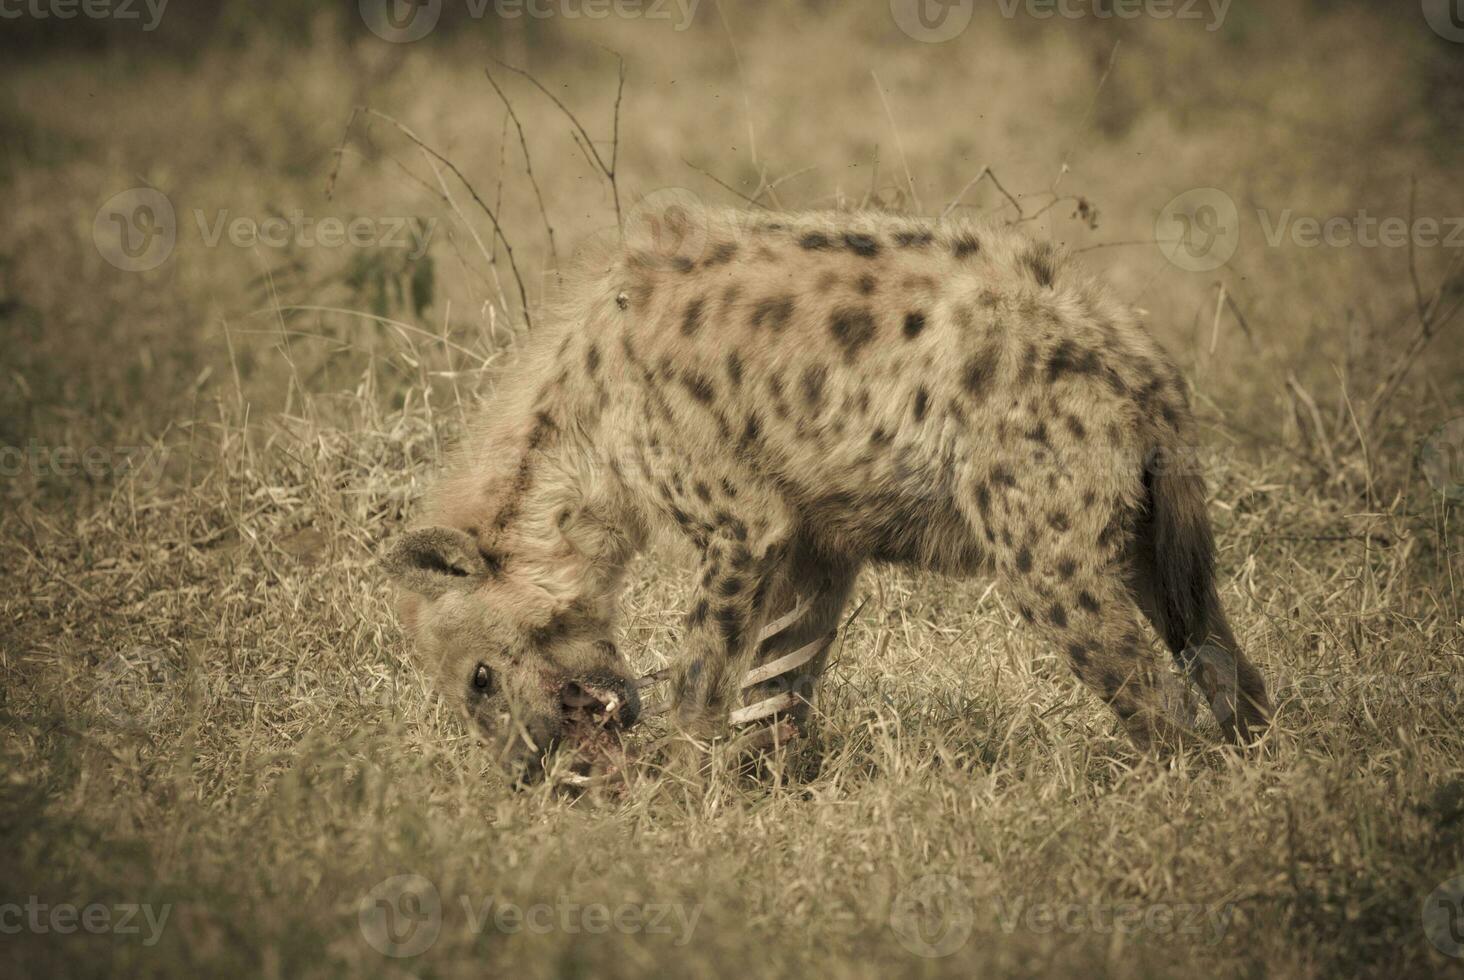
[382,526,490,598]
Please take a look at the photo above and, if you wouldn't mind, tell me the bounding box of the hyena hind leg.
[1003,561,1194,754]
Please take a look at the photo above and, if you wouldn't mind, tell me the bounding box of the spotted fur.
[386,208,1271,777]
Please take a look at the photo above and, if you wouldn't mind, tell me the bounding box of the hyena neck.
[439,368,637,627]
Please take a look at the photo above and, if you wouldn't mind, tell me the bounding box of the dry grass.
[2,3,1463,977]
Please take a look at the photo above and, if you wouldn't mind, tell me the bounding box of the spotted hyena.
[385,206,1272,783]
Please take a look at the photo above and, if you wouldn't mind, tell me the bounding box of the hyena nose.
[560,678,641,730]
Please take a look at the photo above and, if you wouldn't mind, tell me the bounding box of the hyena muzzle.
[385,207,1272,783]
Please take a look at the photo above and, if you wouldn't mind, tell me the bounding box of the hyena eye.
[472,663,492,692]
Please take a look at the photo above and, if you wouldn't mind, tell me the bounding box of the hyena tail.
[1142,448,1271,743]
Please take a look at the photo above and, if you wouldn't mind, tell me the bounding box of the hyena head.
[383,526,641,784]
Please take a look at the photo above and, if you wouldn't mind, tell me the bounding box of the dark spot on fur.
[991,466,1016,488]
[751,295,796,332]
[671,256,694,274]
[706,241,739,266]
[830,308,877,361]
[682,297,707,336]
[1048,511,1070,532]
[1065,415,1087,440]
[694,481,712,503]
[1026,421,1049,444]
[894,229,934,248]
[870,427,892,447]
[952,234,980,259]
[719,577,744,598]
[799,232,834,250]
[974,483,991,515]
[1047,339,1102,382]
[585,343,600,375]
[1078,591,1101,613]
[1019,604,1036,623]
[721,478,738,499]
[1016,547,1032,574]
[741,414,762,445]
[1067,643,1089,667]
[1023,243,1058,288]
[857,274,877,295]
[1057,558,1076,579]
[903,311,927,340]
[801,365,827,413]
[726,351,744,388]
[843,232,880,258]
[715,606,744,649]
[682,372,715,404]
[1049,604,1068,629]
[962,343,1001,400]
[688,599,709,627]
[913,387,929,423]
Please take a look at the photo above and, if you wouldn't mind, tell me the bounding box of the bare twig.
[870,70,921,214]
[484,65,561,279]
[358,107,534,329]
[942,165,1024,222]
[713,0,759,172]
[488,53,624,227]
[681,158,769,210]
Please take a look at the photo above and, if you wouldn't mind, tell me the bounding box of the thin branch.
[358,106,533,329]
[713,0,759,171]
[870,69,921,214]
[487,52,624,227]
[484,65,561,278]
[682,157,769,209]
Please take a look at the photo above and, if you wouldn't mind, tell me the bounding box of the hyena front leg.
[669,511,793,740]
[741,545,861,732]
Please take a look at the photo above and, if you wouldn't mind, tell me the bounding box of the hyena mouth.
[555,678,641,780]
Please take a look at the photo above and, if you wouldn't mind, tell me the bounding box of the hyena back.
[386,208,1271,780]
